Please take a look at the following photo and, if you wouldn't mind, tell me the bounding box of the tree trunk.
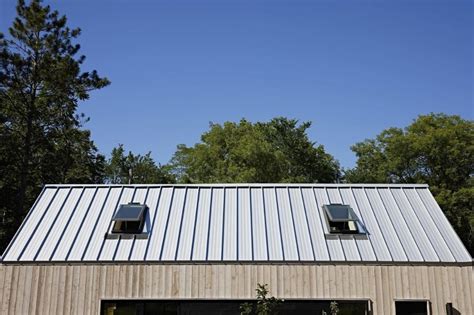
[16,111,32,223]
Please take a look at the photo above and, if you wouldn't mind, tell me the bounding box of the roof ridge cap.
[43,183,430,188]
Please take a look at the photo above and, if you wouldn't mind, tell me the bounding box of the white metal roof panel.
[276,188,299,260]
[66,187,110,261]
[390,189,440,262]
[190,188,211,260]
[35,188,83,261]
[238,188,253,260]
[404,189,455,262]
[300,188,330,261]
[288,188,314,261]
[19,188,70,261]
[365,188,408,262]
[51,188,97,261]
[2,183,471,263]
[207,188,224,260]
[377,188,424,262]
[6,188,57,261]
[263,188,283,260]
[145,187,173,260]
[223,188,237,260]
[176,188,199,261]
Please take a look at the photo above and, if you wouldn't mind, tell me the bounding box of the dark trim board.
[1,260,472,266]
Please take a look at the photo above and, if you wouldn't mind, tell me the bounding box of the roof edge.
[1,259,471,267]
[43,183,430,188]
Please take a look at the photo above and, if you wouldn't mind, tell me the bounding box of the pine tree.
[0,0,109,250]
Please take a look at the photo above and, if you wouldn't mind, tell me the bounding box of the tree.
[240,283,283,315]
[345,113,473,254]
[104,144,175,184]
[170,117,340,183]
[0,0,109,251]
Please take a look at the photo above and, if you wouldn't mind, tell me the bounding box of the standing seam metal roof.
[2,184,472,263]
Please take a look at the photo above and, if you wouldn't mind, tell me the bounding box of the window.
[111,202,147,234]
[395,300,429,315]
[323,204,361,234]
[101,299,370,315]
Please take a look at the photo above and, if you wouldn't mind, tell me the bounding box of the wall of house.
[0,263,472,315]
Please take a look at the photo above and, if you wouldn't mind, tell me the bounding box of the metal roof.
[2,184,471,263]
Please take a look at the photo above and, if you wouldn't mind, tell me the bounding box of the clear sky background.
[1,0,473,169]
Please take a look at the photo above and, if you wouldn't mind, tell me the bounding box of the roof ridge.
[43,183,430,188]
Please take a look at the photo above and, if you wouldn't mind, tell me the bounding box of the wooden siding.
[0,264,472,315]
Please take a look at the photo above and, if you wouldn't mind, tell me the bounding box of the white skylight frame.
[322,204,365,235]
[107,202,149,239]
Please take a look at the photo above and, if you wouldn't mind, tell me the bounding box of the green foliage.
[345,113,474,254]
[171,117,340,183]
[240,283,283,315]
[0,0,109,250]
[329,301,339,315]
[321,301,340,315]
[104,144,175,184]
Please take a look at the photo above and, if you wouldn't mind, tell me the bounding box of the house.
[0,183,472,314]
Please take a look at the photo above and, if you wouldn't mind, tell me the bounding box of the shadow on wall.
[446,303,461,315]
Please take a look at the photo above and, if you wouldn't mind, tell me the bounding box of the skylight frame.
[108,202,148,237]
[322,204,364,235]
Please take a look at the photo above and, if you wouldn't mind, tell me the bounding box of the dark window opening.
[323,204,361,234]
[111,203,147,235]
[112,220,143,234]
[395,301,428,315]
[329,221,359,234]
[101,299,370,315]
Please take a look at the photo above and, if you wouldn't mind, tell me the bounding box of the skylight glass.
[324,204,358,222]
[112,203,146,221]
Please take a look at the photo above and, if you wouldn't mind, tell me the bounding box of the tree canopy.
[105,144,175,184]
[170,117,340,183]
[345,113,473,254]
[0,0,109,249]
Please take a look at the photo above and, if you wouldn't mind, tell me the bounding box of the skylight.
[111,202,147,234]
[323,204,361,234]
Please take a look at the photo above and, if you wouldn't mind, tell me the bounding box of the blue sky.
[1,0,473,168]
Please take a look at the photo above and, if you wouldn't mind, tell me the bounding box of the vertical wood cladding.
[0,264,472,315]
